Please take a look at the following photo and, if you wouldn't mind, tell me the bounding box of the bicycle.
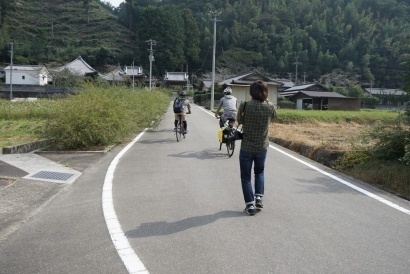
[175,113,189,142]
[217,117,238,157]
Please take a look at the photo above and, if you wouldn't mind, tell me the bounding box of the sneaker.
[255,196,263,209]
[245,204,256,215]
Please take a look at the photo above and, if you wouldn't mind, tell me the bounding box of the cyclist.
[215,87,238,128]
[174,91,191,134]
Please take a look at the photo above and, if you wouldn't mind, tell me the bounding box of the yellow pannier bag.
[217,127,225,143]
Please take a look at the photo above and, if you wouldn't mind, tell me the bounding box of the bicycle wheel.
[226,131,235,157]
[175,121,180,142]
[181,121,185,139]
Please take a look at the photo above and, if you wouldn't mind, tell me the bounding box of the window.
[22,76,25,80]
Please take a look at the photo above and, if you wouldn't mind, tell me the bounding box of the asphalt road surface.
[0,102,409,274]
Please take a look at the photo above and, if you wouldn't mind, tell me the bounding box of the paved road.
[0,102,409,273]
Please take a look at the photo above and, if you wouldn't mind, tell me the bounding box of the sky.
[103,0,124,8]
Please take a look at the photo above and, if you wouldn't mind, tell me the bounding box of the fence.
[0,85,74,98]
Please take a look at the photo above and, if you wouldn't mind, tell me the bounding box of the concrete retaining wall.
[270,137,345,168]
[2,139,52,154]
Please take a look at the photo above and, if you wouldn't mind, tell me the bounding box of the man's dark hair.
[250,80,268,101]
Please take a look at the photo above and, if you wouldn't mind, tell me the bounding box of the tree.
[137,6,185,75]
[181,9,200,65]
[216,48,262,73]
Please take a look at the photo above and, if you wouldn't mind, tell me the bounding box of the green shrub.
[43,85,169,150]
[278,100,295,109]
[193,92,223,105]
[338,158,410,199]
[361,96,380,109]
[363,124,410,163]
[335,151,371,170]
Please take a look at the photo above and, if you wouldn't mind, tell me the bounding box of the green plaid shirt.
[237,99,277,153]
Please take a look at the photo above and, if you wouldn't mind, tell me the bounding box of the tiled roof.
[219,71,283,86]
[283,83,317,92]
[218,72,254,85]
[164,72,187,81]
[364,88,405,96]
[102,66,125,81]
[201,80,212,88]
[274,79,295,88]
[54,55,98,76]
[4,65,47,71]
[291,91,346,98]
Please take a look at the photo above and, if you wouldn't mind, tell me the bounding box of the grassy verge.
[271,109,409,200]
[1,98,408,200]
[0,98,57,148]
[0,119,44,148]
[275,109,400,124]
[0,85,171,150]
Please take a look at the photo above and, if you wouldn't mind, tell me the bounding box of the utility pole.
[293,55,301,85]
[210,10,221,111]
[132,60,135,91]
[287,72,293,82]
[8,42,13,101]
[146,39,157,90]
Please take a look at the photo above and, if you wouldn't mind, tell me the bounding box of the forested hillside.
[0,0,409,88]
[0,0,137,71]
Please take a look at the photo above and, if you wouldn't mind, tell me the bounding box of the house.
[101,66,125,82]
[163,72,188,90]
[4,65,50,86]
[274,79,295,92]
[218,71,283,105]
[199,80,212,92]
[280,83,329,97]
[122,65,146,84]
[364,88,408,108]
[123,65,145,78]
[53,55,98,77]
[281,83,360,110]
[288,90,360,110]
[364,87,406,96]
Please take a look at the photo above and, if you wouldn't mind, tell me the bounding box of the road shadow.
[294,171,362,195]
[125,210,245,238]
[167,148,232,160]
[138,138,176,145]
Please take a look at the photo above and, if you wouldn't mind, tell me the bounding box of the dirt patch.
[0,177,17,189]
[270,122,371,151]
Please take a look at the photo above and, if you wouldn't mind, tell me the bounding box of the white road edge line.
[270,144,410,215]
[103,128,150,274]
[203,105,409,214]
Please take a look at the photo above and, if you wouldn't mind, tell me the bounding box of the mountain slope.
[3,0,136,71]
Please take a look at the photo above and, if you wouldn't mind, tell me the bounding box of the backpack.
[173,98,184,113]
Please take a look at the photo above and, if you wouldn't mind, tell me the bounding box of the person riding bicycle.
[215,87,238,128]
[174,91,191,134]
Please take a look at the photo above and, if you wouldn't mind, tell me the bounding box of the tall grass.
[0,99,60,120]
[43,85,170,150]
[276,109,400,124]
[1,85,171,150]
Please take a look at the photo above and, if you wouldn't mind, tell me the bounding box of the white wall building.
[4,65,49,86]
[218,71,282,105]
